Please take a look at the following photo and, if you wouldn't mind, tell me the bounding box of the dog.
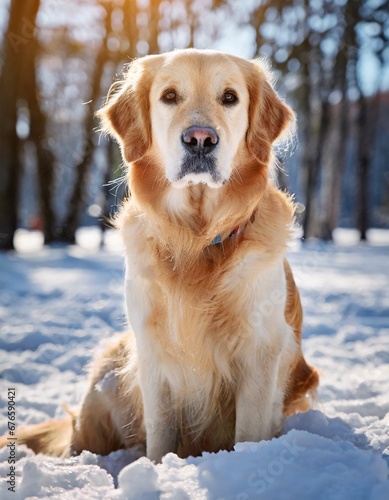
[1,49,318,462]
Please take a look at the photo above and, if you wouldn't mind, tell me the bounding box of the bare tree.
[58,1,114,243]
[319,3,354,241]
[20,13,56,243]
[148,0,162,54]
[0,0,41,249]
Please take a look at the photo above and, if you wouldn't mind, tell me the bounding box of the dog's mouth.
[173,154,224,189]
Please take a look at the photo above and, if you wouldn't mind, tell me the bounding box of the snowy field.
[0,227,388,499]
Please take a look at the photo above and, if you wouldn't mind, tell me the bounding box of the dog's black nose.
[182,126,219,155]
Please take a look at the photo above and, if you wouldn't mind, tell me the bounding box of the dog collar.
[209,225,245,246]
[209,211,256,246]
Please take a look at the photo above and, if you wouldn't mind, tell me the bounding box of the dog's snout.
[182,126,219,154]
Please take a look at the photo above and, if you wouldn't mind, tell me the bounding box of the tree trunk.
[251,5,267,57]
[323,96,349,240]
[0,0,41,250]
[356,96,369,240]
[123,0,139,59]
[20,26,56,243]
[58,3,113,243]
[311,97,332,236]
[320,7,352,241]
[300,46,318,240]
[148,0,160,54]
[356,94,379,241]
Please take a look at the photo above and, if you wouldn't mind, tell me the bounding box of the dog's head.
[98,49,294,191]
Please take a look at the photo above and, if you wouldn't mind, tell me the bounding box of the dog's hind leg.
[283,259,319,415]
[72,331,145,455]
[0,332,145,457]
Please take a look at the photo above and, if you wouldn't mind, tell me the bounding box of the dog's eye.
[221,90,238,106]
[161,89,178,104]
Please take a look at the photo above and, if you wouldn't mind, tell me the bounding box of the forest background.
[0,0,388,250]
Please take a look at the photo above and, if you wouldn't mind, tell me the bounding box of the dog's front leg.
[125,265,178,461]
[139,369,178,463]
[234,350,282,444]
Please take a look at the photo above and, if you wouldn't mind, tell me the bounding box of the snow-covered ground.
[0,228,388,499]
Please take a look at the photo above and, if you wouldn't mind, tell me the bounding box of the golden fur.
[0,49,318,461]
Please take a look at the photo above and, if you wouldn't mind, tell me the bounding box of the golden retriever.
[1,49,318,462]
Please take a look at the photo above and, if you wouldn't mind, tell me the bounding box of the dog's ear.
[246,61,295,161]
[97,60,152,163]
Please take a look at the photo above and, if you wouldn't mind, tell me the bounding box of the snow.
[1,227,389,499]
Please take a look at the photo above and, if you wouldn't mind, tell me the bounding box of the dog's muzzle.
[176,126,221,186]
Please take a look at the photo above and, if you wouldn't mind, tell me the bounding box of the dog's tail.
[0,416,74,458]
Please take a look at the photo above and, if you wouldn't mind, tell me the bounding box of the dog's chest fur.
[121,195,297,397]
